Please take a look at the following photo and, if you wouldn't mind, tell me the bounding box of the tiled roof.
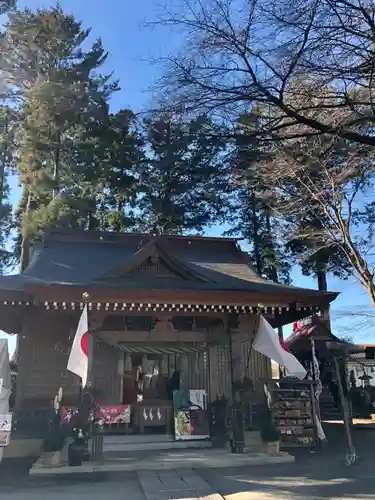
[0,229,338,300]
[285,321,344,348]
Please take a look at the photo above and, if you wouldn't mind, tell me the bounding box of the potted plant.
[68,417,89,466]
[42,422,65,467]
[209,394,228,447]
[260,415,280,456]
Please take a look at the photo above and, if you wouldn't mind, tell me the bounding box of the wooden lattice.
[130,257,179,277]
[101,315,156,331]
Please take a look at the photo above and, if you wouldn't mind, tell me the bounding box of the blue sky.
[0,0,373,354]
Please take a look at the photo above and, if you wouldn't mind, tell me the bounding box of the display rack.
[268,380,318,449]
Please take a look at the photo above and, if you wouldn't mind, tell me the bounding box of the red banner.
[61,405,131,425]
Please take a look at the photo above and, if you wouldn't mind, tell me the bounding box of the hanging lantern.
[124,354,132,373]
[161,356,168,376]
[142,354,148,368]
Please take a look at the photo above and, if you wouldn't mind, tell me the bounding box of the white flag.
[67,305,88,387]
[253,316,306,380]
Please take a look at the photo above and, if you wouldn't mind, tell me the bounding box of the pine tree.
[95,109,143,232]
[0,0,16,15]
[227,112,291,284]
[0,6,117,268]
[137,114,226,234]
[0,106,14,272]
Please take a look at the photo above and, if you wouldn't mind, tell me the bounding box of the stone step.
[104,434,174,445]
[103,438,212,453]
[244,431,261,443]
[30,449,295,476]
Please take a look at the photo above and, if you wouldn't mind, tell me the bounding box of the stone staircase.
[102,431,263,460]
[30,430,295,476]
[102,433,212,457]
[244,430,263,452]
[319,392,343,421]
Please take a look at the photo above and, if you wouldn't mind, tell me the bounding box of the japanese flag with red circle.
[67,305,88,387]
[253,316,306,380]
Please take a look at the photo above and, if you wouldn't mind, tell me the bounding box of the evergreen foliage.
[1,6,118,268]
[136,114,227,234]
[0,0,372,307]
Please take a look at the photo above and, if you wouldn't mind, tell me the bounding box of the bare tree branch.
[153,0,375,146]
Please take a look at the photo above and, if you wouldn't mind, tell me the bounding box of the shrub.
[260,416,280,443]
[43,425,65,452]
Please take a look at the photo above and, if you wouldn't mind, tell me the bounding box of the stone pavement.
[3,474,146,500]
[3,457,375,499]
[138,469,224,500]
[200,458,375,500]
[4,424,375,499]
[29,448,294,476]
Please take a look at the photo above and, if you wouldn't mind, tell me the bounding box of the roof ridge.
[42,228,243,244]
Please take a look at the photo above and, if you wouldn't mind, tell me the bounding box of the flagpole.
[81,292,95,461]
[82,292,94,389]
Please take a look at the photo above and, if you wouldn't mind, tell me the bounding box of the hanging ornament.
[57,387,63,403]
[117,358,125,375]
[194,353,200,373]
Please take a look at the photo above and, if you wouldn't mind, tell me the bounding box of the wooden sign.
[0,413,12,447]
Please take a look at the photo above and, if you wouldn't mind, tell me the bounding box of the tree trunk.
[368,285,375,309]
[20,191,32,272]
[114,199,124,232]
[317,270,328,292]
[264,206,283,341]
[250,191,262,275]
[317,269,332,329]
[52,131,61,199]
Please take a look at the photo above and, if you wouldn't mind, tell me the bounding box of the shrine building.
[0,229,337,433]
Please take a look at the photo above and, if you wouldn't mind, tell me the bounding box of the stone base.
[264,441,280,456]
[30,448,294,476]
[42,450,62,468]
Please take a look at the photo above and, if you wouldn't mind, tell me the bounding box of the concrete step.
[244,431,262,449]
[104,434,174,445]
[30,449,295,476]
[103,438,212,453]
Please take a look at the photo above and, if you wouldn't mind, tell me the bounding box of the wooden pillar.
[117,351,124,404]
[234,315,258,382]
[178,355,189,390]
[228,315,244,453]
[208,346,219,402]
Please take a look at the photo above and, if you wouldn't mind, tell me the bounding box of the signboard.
[61,405,131,426]
[0,431,10,447]
[173,390,210,441]
[269,386,317,448]
[0,413,12,447]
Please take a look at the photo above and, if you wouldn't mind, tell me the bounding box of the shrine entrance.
[116,343,209,436]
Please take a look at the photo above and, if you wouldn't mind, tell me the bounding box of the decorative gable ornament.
[101,237,210,283]
[129,255,183,278]
[152,317,176,333]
